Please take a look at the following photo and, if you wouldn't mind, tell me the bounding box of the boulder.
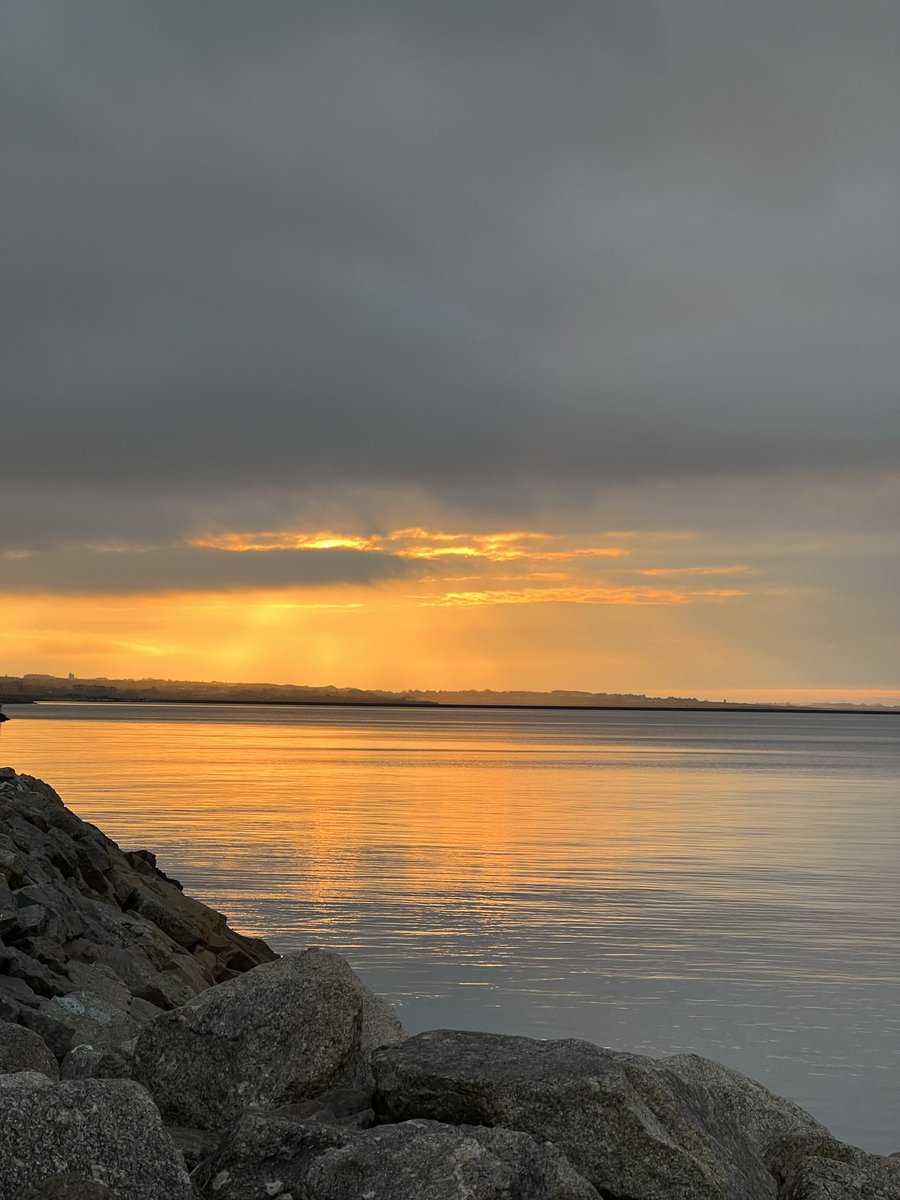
[18,937,68,973]
[2,945,71,999]
[372,1031,826,1200]
[60,1044,131,1081]
[0,1077,193,1199]
[0,904,17,937]
[304,1119,601,1200]
[0,972,40,1012]
[134,948,406,1129]
[129,997,166,1023]
[662,1053,827,1170]
[270,1083,377,1130]
[9,902,49,939]
[0,842,29,885]
[0,1018,58,1078]
[40,990,139,1054]
[64,962,131,1009]
[19,1005,78,1059]
[782,1152,900,1199]
[123,882,215,950]
[192,1113,355,1198]
[14,883,86,942]
[66,939,160,994]
[771,1132,900,1200]
[134,963,206,1010]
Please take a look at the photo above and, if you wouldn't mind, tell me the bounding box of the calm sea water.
[2,702,897,1151]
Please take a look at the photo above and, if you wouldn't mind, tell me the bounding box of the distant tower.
[68,672,75,681]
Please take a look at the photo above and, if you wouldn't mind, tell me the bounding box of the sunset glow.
[2,512,893,702]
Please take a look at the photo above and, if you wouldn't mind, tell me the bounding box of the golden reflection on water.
[2,703,899,1152]
[5,707,738,916]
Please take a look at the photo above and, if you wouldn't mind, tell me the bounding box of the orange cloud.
[494,571,571,582]
[416,586,746,608]
[637,565,751,577]
[192,531,380,553]
[192,527,630,564]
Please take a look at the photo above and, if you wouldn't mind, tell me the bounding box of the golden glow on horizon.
[2,584,894,705]
[2,521,892,703]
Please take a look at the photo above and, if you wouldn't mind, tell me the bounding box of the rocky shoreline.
[0,768,896,1199]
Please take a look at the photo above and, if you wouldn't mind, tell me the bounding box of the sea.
[1,701,897,1152]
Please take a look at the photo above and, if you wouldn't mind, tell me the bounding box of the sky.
[2,1,899,702]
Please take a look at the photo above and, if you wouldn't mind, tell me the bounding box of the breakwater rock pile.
[0,769,896,1200]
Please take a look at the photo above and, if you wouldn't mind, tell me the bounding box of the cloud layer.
[3,1,900,552]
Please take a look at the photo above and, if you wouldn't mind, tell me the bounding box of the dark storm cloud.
[0,545,412,595]
[3,0,899,545]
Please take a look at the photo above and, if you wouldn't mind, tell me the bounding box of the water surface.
[2,702,897,1151]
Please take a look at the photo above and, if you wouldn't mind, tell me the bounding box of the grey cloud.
[0,545,413,594]
[2,1,900,544]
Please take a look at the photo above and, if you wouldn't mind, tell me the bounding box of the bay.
[2,701,897,1151]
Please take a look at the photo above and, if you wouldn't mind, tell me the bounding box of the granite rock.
[59,1043,131,1081]
[304,1119,601,1200]
[0,1018,58,1079]
[0,1077,193,1199]
[192,1113,355,1199]
[771,1133,900,1200]
[41,990,140,1054]
[372,1031,829,1200]
[133,948,406,1129]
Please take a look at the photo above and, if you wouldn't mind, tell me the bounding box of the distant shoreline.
[2,696,897,716]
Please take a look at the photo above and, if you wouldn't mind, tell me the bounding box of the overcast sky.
[2,2,898,695]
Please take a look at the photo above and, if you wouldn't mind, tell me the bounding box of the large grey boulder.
[0,1018,58,1079]
[373,1031,828,1200]
[305,1119,600,1200]
[0,1077,193,1199]
[134,948,406,1129]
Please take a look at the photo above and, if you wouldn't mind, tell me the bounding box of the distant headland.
[1,673,897,715]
